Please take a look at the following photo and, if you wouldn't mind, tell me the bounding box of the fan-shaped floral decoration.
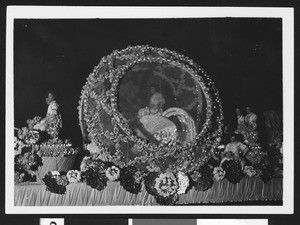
[78,45,224,204]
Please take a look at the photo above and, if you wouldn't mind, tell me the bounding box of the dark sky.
[14,18,282,147]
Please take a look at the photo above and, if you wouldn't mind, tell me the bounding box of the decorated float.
[14,46,283,206]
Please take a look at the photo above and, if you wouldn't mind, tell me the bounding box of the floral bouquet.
[105,166,120,181]
[18,127,40,145]
[66,170,81,183]
[221,159,245,184]
[213,166,226,181]
[144,170,190,205]
[154,172,179,198]
[43,171,69,194]
[119,166,145,194]
[244,166,257,177]
[191,163,214,191]
[82,159,121,192]
[15,151,42,171]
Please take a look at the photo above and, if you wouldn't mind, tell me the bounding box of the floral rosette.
[43,171,69,194]
[213,167,226,181]
[143,171,179,205]
[105,166,120,181]
[244,166,257,177]
[191,164,214,191]
[83,159,116,191]
[66,170,81,183]
[154,172,179,198]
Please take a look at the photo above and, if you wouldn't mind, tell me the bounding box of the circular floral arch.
[78,45,223,175]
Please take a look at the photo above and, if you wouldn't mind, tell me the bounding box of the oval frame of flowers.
[79,45,224,172]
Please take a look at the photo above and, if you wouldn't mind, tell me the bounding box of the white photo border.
[6,6,294,214]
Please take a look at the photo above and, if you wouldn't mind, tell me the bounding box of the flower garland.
[42,152,280,205]
[37,139,78,157]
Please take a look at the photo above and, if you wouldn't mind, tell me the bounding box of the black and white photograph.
[5,6,294,214]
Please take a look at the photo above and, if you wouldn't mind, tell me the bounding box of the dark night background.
[14,18,282,149]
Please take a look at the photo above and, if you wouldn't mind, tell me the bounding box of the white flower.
[244,166,257,177]
[67,170,81,183]
[154,172,179,197]
[105,166,120,181]
[51,171,60,177]
[177,171,190,194]
[213,167,226,181]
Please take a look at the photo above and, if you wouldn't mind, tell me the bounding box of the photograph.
[5,6,293,214]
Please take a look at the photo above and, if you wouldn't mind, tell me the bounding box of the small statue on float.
[34,92,62,138]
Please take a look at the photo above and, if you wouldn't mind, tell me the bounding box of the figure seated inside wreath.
[130,90,196,147]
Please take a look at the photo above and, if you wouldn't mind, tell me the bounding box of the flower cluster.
[14,137,24,156]
[213,167,226,181]
[14,171,25,184]
[105,166,120,181]
[15,151,42,171]
[244,166,257,177]
[220,159,245,184]
[43,171,69,194]
[119,166,144,194]
[85,166,108,192]
[154,172,179,198]
[66,170,81,183]
[190,163,214,191]
[18,127,40,145]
